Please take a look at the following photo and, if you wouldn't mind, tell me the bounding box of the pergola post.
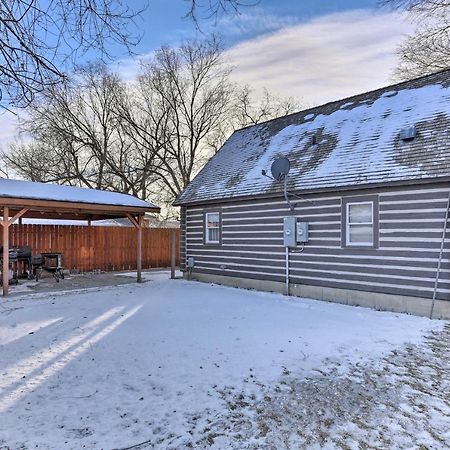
[127,213,143,283]
[137,216,143,283]
[2,206,9,297]
[0,207,30,297]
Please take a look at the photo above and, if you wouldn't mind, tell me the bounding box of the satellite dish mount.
[271,157,290,181]
[270,157,294,211]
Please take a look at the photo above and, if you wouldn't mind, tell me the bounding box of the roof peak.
[175,68,450,206]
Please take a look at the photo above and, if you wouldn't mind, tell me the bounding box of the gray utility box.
[283,217,297,247]
[296,221,309,243]
[283,217,309,247]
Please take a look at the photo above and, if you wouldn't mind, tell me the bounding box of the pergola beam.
[126,213,139,228]
[0,197,158,215]
[8,208,29,226]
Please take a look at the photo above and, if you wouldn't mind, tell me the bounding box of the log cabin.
[174,69,450,319]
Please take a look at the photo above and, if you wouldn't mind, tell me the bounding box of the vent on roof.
[340,102,354,109]
[381,90,398,98]
[400,125,417,141]
[311,134,317,146]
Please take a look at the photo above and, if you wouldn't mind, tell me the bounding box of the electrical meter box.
[296,221,309,243]
[283,216,297,247]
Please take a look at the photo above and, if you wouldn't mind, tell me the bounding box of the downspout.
[430,188,450,319]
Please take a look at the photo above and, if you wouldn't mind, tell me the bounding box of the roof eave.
[173,176,450,207]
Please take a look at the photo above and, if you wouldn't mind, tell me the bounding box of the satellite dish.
[271,157,290,181]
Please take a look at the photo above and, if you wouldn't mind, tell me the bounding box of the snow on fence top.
[0,178,158,210]
[175,69,450,206]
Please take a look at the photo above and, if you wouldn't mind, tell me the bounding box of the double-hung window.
[345,201,374,246]
[205,212,220,244]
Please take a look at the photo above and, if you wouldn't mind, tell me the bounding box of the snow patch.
[0,274,443,449]
[0,178,157,209]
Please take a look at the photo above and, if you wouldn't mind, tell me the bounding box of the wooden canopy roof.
[0,178,160,220]
[0,178,160,296]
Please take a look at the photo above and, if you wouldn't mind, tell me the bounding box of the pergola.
[0,178,160,296]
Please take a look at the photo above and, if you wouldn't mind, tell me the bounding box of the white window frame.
[345,201,374,246]
[205,212,220,244]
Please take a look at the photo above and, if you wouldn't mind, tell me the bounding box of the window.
[205,212,220,244]
[346,201,373,246]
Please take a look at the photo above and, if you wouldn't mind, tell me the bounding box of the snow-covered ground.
[0,272,448,449]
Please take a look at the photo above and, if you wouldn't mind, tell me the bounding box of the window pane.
[208,227,219,243]
[207,213,219,228]
[349,203,372,224]
[206,212,220,243]
[349,224,373,244]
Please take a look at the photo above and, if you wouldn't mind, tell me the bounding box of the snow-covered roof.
[175,69,450,206]
[0,178,158,210]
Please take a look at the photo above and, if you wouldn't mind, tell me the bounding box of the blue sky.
[128,0,382,52]
[1,0,412,146]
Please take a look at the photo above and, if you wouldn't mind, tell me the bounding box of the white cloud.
[0,110,21,150]
[111,9,300,81]
[225,9,414,106]
[208,8,299,38]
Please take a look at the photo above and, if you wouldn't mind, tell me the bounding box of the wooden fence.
[2,225,180,272]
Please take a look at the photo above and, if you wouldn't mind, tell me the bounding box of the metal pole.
[3,207,9,297]
[285,246,289,296]
[170,229,176,279]
[430,189,450,319]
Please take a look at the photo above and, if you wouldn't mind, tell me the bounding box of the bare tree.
[3,63,161,199]
[0,0,262,109]
[3,40,300,218]
[127,38,234,197]
[2,140,65,182]
[0,0,144,108]
[206,85,300,153]
[234,86,298,127]
[185,0,259,25]
[382,0,450,79]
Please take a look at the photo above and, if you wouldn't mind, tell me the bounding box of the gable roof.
[174,69,450,206]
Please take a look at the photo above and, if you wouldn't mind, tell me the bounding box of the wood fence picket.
[3,225,180,272]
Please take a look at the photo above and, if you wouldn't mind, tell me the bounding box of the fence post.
[171,229,176,279]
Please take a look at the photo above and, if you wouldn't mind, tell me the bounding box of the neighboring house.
[94,216,180,228]
[174,69,450,319]
[23,215,179,228]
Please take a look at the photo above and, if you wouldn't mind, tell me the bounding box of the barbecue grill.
[34,252,65,282]
[0,247,19,285]
[16,245,32,279]
[1,246,65,284]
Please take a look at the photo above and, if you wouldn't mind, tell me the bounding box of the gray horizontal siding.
[182,183,450,300]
